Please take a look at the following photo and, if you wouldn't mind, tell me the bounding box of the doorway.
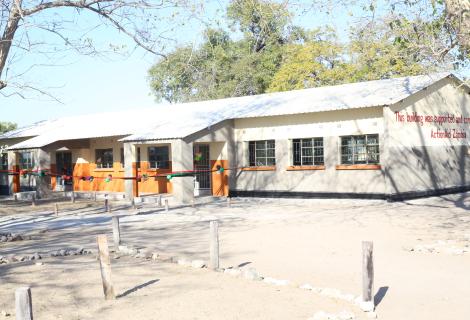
[193,144,211,190]
[56,152,73,187]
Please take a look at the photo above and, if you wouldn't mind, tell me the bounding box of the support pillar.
[8,151,19,195]
[36,149,51,198]
[123,143,137,200]
[171,139,193,204]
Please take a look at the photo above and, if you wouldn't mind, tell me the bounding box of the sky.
[0,0,430,127]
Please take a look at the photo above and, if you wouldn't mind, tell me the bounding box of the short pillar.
[31,194,36,207]
[15,287,33,320]
[54,203,59,216]
[158,195,162,207]
[97,235,115,300]
[112,216,121,247]
[164,199,169,212]
[209,220,219,270]
[104,198,109,212]
[362,241,374,309]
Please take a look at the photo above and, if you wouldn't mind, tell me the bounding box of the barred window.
[19,152,34,169]
[249,140,276,166]
[341,134,379,165]
[148,146,170,169]
[293,138,324,166]
[1,153,7,170]
[95,149,114,169]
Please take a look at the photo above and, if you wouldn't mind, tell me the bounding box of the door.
[193,144,210,190]
[56,152,73,187]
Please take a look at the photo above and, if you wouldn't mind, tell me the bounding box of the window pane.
[302,139,312,148]
[293,140,301,166]
[256,158,267,166]
[256,149,266,158]
[266,140,275,149]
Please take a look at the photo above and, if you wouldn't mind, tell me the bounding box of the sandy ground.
[0,255,364,319]
[1,193,470,319]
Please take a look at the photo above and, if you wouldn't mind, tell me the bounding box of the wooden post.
[209,220,219,270]
[15,287,33,320]
[31,194,36,207]
[164,199,169,212]
[54,203,59,216]
[104,198,109,212]
[96,235,115,300]
[112,216,121,247]
[362,241,374,305]
[158,195,162,207]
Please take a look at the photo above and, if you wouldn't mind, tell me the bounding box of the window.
[19,152,34,169]
[249,140,276,166]
[148,146,170,169]
[1,153,7,170]
[341,134,379,165]
[95,149,114,168]
[293,138,324,166]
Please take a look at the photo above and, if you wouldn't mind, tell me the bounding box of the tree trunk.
[0,1,23,86]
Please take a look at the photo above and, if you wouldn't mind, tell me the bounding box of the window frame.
[95,148,114,169]
[148,146,170,169]
[292,137,324,166]
[340,134,380,165]
[0,153,8,170]
[19,151,34,170]
[248,140,276,167]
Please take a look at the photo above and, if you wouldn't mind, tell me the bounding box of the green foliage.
[0,122,17,134]
[149,0,443,102]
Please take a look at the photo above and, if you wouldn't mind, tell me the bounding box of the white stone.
[191,260,205,268]
[242,268,262,281]
[151,253,159,261]
[358,300,375,312]
[224,268,242,277]
[263,277,289,286]
[35,262,44,266]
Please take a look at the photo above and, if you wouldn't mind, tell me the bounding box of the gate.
[193,144,210,190]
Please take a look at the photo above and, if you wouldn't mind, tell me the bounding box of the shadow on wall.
[385,79,470,209]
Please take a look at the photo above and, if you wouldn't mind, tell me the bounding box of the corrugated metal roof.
[4,72,452,148]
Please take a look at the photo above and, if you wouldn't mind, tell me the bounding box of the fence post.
[15,287,33,320]
[227,197,231,208]
[362,241,374,311]
[164,199,169,212]
[158,195,162,207]
[31,194,36,207]
[112,216,121,248]
[209,220,219,270]
[97,235,115,300]
[104,198,109,212]
[71,190,75,203]
[54,203,59,216]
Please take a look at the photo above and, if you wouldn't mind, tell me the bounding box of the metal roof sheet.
[3,72,452,148]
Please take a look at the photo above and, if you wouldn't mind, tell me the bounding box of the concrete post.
[8,151,18,195]
[171,139,194,204]
[123,143,136,201]
[36,149,51,198]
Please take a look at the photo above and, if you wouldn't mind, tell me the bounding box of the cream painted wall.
[232,107,386,194]
[385,77,470,195]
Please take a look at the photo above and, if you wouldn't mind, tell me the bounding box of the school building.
[1,72,469,202]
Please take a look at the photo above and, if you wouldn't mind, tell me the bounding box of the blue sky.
[0,1,418,127]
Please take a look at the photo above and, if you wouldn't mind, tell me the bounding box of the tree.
[0,0,197,96]
[0,122,17,134]
[149,0,305,102]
